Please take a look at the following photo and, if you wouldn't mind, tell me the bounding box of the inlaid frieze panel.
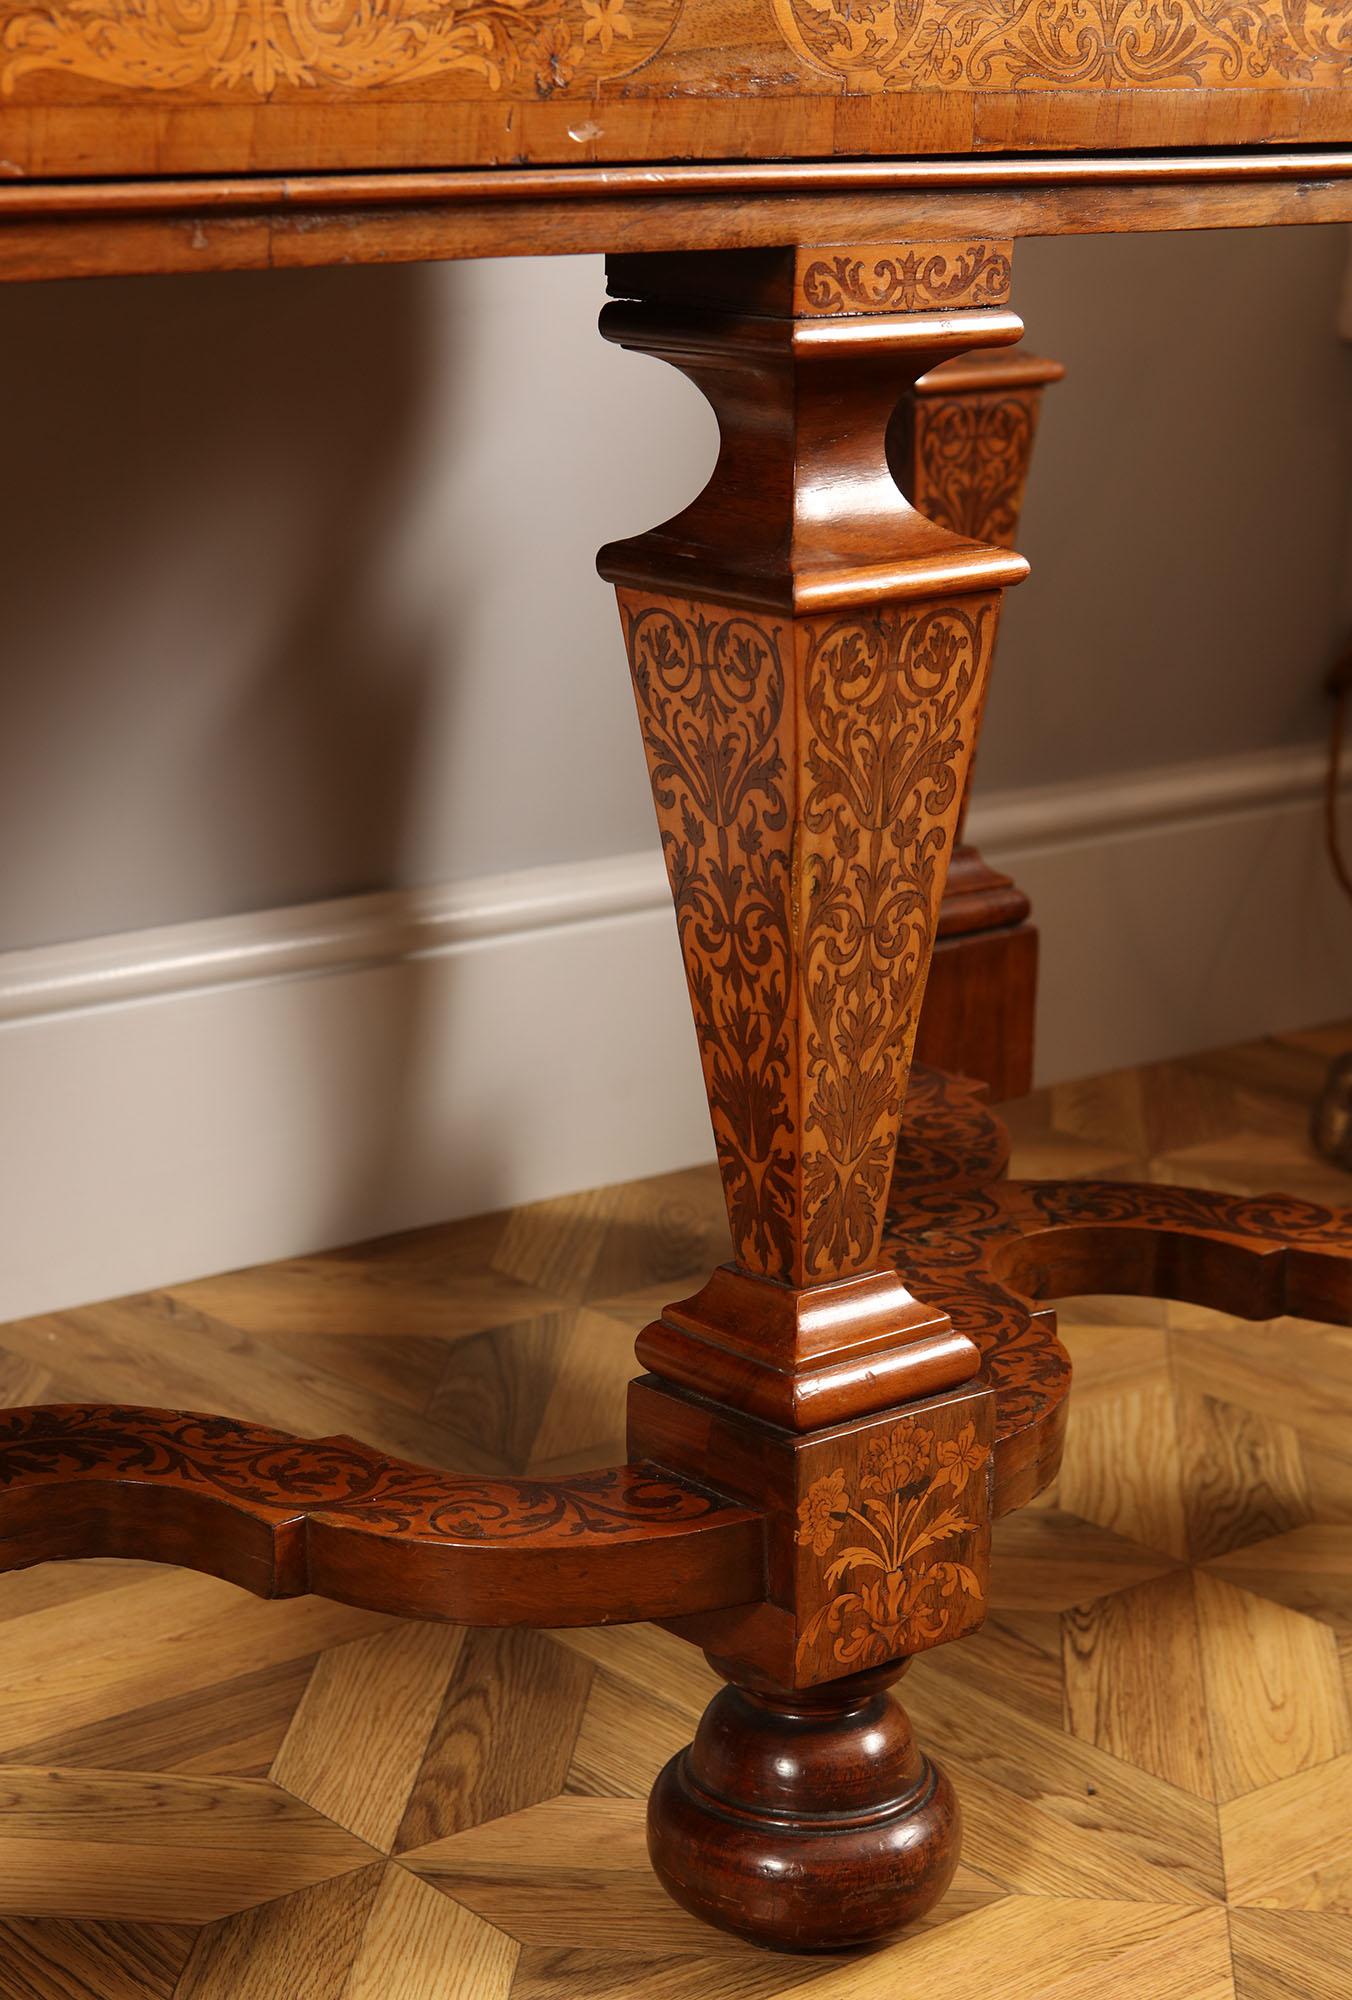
[772,0,1352,93]
[0,0,680,97]
[795,243,1014,316]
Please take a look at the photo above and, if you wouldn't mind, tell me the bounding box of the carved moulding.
[772,0,1352,94]
[0,0,682,98]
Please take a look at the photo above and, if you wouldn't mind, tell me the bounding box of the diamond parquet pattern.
[2,1023,1351,1996]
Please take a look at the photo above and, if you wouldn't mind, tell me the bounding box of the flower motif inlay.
[1,0,675,97]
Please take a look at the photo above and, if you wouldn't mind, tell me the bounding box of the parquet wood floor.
[2,1023,1351,1998]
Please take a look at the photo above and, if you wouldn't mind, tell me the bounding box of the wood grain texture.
[1229,1908,1352,2000]
[394,1628,593,1850]
[0,1023,1347,1986]
[1194,1572,1351,1801]
[269,1623,467,1849]
[0,1768,379,1923]
[1063,1571,1214,1797]
[6,151,1352,285]
[1,0,1351,179]
[1221,1753,1352,1909]
[0,1919,194,2000]
[1178,1393,1314,1562]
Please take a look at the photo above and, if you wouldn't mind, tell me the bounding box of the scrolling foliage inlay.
[0,1403,746,1543]
[911,390,1039,549]
[773,0,1352,92]
[797,244,1013,316]
[0,0,678,98]
[621,588,996,1288]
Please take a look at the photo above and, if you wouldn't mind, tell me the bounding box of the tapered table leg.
[598,241,1031,1948]
[911,348,1064,1098]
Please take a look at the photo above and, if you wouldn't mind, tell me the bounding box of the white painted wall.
[0,255,715,948]
[3,229,1349,949]
[1,228,1350,1314]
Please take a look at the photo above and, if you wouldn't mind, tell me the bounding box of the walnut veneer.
[2,13,1351,1954]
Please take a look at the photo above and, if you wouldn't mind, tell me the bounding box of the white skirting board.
[1,741,1349,1322]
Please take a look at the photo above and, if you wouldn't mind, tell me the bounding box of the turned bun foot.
[647,1661,959,1952]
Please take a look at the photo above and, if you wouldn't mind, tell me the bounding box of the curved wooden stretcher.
[7,119,1352,1947]
[3,1064,1350,1946]
[5,1067,1349,1609]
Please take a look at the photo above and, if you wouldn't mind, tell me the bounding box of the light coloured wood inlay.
[0,1019,1347,1992]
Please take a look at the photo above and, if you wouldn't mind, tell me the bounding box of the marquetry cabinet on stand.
[3,0,1352,1956]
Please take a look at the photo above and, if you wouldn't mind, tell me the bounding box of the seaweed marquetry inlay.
[773,0,1352,92]
[0,0,679,96]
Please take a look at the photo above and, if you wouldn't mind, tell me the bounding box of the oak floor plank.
[509,1943,827,2000]
[923,1611,1066,1731]
[0,1559,159,1627]
[1053,1304,1170,1404]
[13,1655,317,1779]
[405,1798,722,1953]
[491,1187,624,1304]
[1204,1525,1352,1628]
[1193,1575,1351,1801]
[0,1572,389,1756]
[272,1623,466,1851]
[1063,1572,1214,1797]
[1221,1754,1352,1910]
[768,1900,1235,2000]
[562,1666,697,1800]
[173,1864,387,1999]
[169,1212,567,1340]
[394,1630,593,1852]
[0,1769,378,1923]
[1055,1382,1190,1560]
[1228,1908,1352,1999]
[346,1866,518,2000]
[903,1668,1225,1901]
[1169,1313,1352,1462]
[1174,1395,1313,1564]
[425,1313,576,1472]
[0,1919,195,2000]
[547,1621,725,1721]
[987,1506,1182,1611]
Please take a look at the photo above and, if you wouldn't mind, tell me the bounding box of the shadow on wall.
[0,262,475,1243]
[0,261,438,951]
[0,253,713,1259]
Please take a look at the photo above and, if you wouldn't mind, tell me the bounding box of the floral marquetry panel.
[618,586,1000,1292]
[4,0,1352,172]
[0,0,680,101]
[772,0,1352,94]
[792,1384,994,1683]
